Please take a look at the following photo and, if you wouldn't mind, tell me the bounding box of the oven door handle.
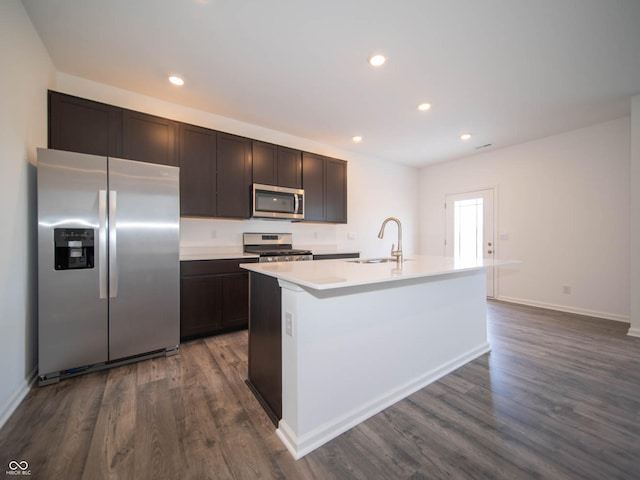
[294,194,300,214]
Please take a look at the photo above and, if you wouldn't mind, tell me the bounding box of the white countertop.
[179,246,259,261]
[240,255,519,290]
[179,245,358,261]
[180,252,259,261]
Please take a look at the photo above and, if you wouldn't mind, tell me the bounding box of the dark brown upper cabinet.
[122,110,178,166]
[179,123,217,217]
[252,141,302,189]
[217,132,252,218]
[302,152,347,223]
[48,91,346,223]
[301,152,325,221]
[48,91,122,157]
[325,158,348,223]
[277,146,302,188]
[252,141,277,185]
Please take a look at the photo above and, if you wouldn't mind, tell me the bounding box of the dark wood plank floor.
[1,300,639,479]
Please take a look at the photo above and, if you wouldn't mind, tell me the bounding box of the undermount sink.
[348,258,410,264]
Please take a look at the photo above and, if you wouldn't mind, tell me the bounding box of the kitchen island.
[242,255,515,459]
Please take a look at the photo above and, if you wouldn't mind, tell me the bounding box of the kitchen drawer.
[181,258,257,276]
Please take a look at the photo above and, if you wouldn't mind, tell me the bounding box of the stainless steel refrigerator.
[37,148,180,385]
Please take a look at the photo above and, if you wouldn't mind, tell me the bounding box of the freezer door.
[107,157,180,360]
[37,149,109,375]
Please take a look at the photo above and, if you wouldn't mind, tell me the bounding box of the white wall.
[630,96,640,337]
[419,118,631,322]
[0,0,54,427]
[55,73,420,258]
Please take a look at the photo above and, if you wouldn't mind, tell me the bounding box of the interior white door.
[445,189,495,297]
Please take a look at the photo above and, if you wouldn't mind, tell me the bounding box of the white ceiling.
[22,0,640,167]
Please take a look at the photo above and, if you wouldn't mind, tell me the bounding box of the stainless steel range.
[243,233,312,263]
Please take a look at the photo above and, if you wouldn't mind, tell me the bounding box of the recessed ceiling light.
[460,133,472,141]
[417,103,431,112]
[168,75,184,86]
[368,54,386,67]
[352,136,363,143]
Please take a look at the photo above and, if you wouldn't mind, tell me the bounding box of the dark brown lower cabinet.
[246,272,282,425]
[222,272,253,329]
[180,258,257,340]
[246,258,360,425]
[181,275,223,337]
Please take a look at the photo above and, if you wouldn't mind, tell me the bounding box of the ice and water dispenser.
[54,228,95,270]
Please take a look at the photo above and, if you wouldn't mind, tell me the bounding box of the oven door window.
[255,191,295,214]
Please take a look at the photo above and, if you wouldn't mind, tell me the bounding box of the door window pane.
[454,198,483,261]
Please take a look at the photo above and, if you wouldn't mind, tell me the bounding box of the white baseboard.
[496,296,630,323]
[0,367,37,430]
[627,328,640,338]
[277,343,491,460]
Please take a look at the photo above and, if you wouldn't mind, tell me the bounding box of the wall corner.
[630,95,640,336]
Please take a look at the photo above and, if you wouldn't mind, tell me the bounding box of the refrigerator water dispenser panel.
[54,228,94,270]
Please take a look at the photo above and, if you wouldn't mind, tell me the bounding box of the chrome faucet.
[378,217,403,264]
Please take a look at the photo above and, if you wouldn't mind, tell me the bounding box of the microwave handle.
[294,193,300,214]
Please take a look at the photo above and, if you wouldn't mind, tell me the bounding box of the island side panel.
[277,269,489,459]
[247,271,282,424]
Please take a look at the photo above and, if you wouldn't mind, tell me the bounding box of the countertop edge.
[180,253,260,261]
[241,257,521,291]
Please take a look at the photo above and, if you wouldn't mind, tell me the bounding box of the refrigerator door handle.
[98,190,108,299]
[108,190,118,298]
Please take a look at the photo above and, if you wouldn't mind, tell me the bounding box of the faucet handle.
[391,243,395,255]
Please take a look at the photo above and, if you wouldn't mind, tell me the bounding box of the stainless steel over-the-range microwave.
[252,183,304,220]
